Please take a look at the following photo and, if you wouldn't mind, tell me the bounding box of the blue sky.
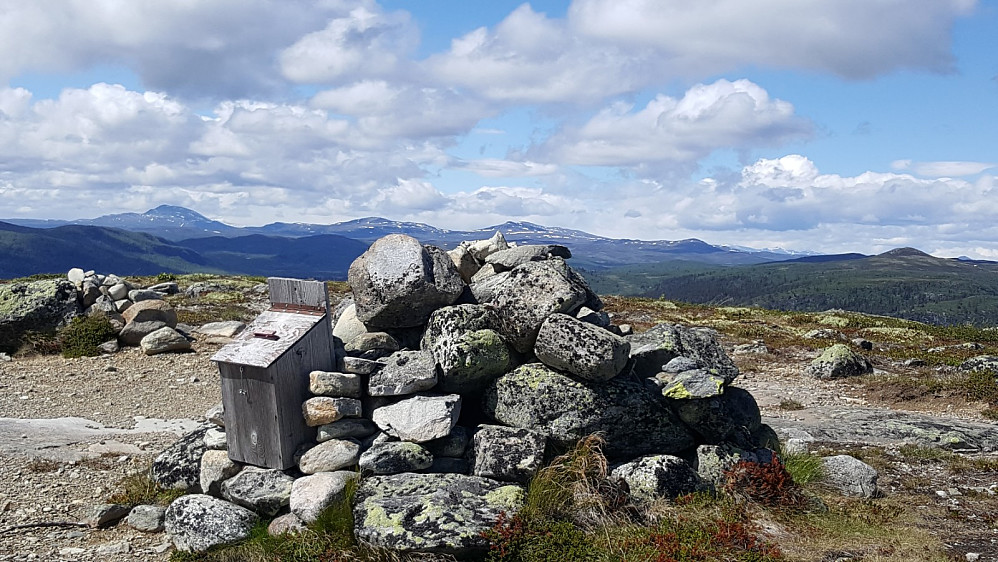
[0,0,995,258]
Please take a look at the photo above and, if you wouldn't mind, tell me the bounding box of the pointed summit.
[878,247,933,258]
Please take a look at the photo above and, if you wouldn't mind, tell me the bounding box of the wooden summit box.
[211,278,334,469]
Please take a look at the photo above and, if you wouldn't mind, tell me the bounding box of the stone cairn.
[138,232,792,556]
[64,268,193,355]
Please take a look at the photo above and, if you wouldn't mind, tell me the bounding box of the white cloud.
[279,5,417,84]
[455,159,560,178]
[891,159,995,177]
[535,80,811,167]
[569,0,976,79]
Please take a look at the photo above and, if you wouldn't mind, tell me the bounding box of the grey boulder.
[483,244,572,271]
[806,344,873,379]
[485,363,695,458]
[534,313,630,382]
[165,495,258,553]
[359,441,434,475]
[140,327,191,355]
[151,426,210,491]
[674,387,761,445]
[353,473,523,555]
[199,450,241,496]
[368,350,439,396]
[348,234,464,329]
[0,279,79,353]
[127,504,166,533]
[371,394,462,443]
[220,466,295,517]
[627,323,739,383]
[290,471,359,524]
[309,371,362,398]
[821,455,879,497]
[611,455,703,501]
[472,425,546,484]
[298,439,360,474]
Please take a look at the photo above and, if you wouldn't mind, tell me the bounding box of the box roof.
[210,310,325,368]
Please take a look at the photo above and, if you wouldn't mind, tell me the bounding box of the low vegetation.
[58,314,118,358]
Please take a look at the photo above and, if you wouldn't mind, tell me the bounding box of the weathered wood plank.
[268,278,329,311]
[210,310,319,368]
[219,363,280,467]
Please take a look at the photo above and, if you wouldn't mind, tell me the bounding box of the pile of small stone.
[65,268,190,356]
[145,232,880,556]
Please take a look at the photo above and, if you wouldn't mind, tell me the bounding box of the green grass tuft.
[58,314,118,358]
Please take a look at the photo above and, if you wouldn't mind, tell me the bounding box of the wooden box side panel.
[218,363,282,468]
[271,322,334,463]
[268,278,329,312]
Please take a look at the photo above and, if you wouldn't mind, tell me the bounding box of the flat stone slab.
[765,406,998,452]
[0,416,201,462]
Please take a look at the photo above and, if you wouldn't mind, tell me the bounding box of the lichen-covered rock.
[220,466,295,517]
[140,326,191,355]
[290,470,359,524]
[368,350,439,396]
[298,439,360,474]
[660,369,728,400]
[165,495,258,553]
[472,425,546,484]
[348,235,464,329]
[372,394,462,443]
[268,512,306,536]
[480,260,590,353]
[421,305,512,393]
[611,455,703,501]
[821,455,879,497]
[199,450,241,496]
[959,355,998,373]
[674,387,761,445]
[359,442,434,475]
[353,473,523,555]
[694,444,776,488]
[303,397,362,426]
[310,371,362,398]
[485,363,695,458]
[534,313,630,382]
[806,344,873,379]
[0,279,79,353]
[151,426,210,491]
[627,324,739,382]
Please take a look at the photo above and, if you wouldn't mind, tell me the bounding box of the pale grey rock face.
[467,231,509,261]
[221,466,295,517]
[152,427,209,491]
[310,371,362,398]
[332,303,368,345]
[344,332,400,359]
[368,350,439,397]
[290,471,359,524]
[140,327,191,355]
[268,512,306,536]
[627,323,739,383]
[821,455,879,498]
[148,281,180,294]
[67,268,85,287]
[83,503,131,528]
[806,344,873,379]
[127,504,166,533]
[303,397,363,426]
[199,450,241,496]
[298,439,360,474]
[576,306,610,327]
[534,313,630,382]
[468,269,509,302]
[205,403,225,427]
[353,473,524,555]
[472,425,546,484]
[371,394,462,443]
[107,283,129,301]
[122,299,176,326]
[197,320,245,338]
[674,387,761,446]
[481,259,590,353]
[422,305,511,394]
[611,455,703,502]
[317,418,378,442]
[342,356,385,375]
[348,235,464,329]
[359,441,434,475]
[485,363,695,459]
[203,427,227,450]
[484,244,572,272]
[165,495,258,553]
[448,244,481,284]
[128,289,163,302]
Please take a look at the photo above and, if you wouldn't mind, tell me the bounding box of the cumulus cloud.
[455,159,560,178]
[534,80,811,168]
[569,0,976,79]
